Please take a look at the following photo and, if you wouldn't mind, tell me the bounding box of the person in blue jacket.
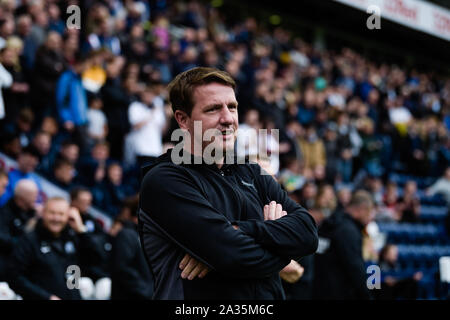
[55,56,91,153]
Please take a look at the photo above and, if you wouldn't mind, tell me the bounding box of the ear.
[174,110,190,130]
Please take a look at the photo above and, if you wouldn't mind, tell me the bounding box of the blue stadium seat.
[420,205,448,224]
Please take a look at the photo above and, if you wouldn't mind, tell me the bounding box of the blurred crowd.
[0,0,449,300]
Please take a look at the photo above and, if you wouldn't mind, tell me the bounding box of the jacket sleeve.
[8,237,53,300]
[55,73,72,123]
[334,224,371,299]
[77,231,105,272]
[112,229,151,298]
[140,164,290,279]
[0,212,13,253]
[235,164,318,260]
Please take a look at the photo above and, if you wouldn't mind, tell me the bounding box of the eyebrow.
[204,102,238,110]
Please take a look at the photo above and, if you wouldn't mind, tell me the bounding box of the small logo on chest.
[241,180,256,190]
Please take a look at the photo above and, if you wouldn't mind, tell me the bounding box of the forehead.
[192,83,236,107]
[46,199,69,211]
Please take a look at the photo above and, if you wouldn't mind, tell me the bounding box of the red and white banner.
[334,0,450,42]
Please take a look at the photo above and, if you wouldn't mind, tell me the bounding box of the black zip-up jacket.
[138,149,318,300]
[312,210,371,300]
[0,199,35,281]
[111,221,154,300]
[81,213,113,281]
[8,219,104,300]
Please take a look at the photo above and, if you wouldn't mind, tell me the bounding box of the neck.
[183,144,225,169]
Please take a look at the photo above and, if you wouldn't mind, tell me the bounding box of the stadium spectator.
[1,107,34,148]
[93,162,135,218]
[0,38,13,122]
[0,131,21,159]
[8,197,104,300]
[335,185,352,212]
[16,14,37,74]
[0,145,42,207]
[1,43,29,122]
[427,167,450,204]
[70,187,112,282]
[31,31,65,123]
[31,130,52,175]
[323,122,339,183]
[0,179,38,281]
[54,139,80,167]
[397,180,421,223]
[77,141,110,187]
[83,6,121,55]
[359,118,384,177]
[100,55,131,160]
[298,181,317,210]
[47,3,65,35]
[86,94,108,150]
[376,182,401,222]
[82,49,108,94]
[0,16,15,49]
[375,244,423,300]
[111,197,153,300]
[49,158,76,190]
[55,55,91,152]
[126,84,166,168]
[312,184,337,225]
[313,190,374,299]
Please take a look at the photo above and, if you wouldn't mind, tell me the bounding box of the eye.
[207,106,221,112]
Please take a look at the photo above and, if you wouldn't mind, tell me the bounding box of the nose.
[219,106,235,126]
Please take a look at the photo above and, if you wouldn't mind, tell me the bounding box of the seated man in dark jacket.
[8,197,103,300]
[0,179,38,281]
[313,190,375,300]
[138,67,318,300]
[111,197,153,300]
[70,187,112,281]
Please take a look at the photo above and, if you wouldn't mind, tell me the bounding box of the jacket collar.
[141,148,244,177]
[35,218,72,241]
[7,198,35,222]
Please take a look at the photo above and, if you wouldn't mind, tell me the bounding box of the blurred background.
[0,0,449,300]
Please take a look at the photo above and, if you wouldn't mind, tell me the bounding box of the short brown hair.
[167,67,236,116]
[349,190,374,208]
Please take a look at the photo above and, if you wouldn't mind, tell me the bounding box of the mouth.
[220,129,234,140]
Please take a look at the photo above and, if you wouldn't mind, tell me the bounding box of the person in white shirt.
[86,94,108,149]
[427,167,450,204]
[236,109,280,176]
[125,85,166,168]
[0,48,13,120]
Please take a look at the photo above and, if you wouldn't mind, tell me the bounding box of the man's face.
[72,191,92,214]
[92,145,109,161]
[62,145,79,163]
[55,164,74,184]
[18,153,38,173]
[42,199,70,236]
[17,187,38,211]
[33,134,51,155]
[182,83,239,157]
[358,204,375,226]
[108,164,122,185]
